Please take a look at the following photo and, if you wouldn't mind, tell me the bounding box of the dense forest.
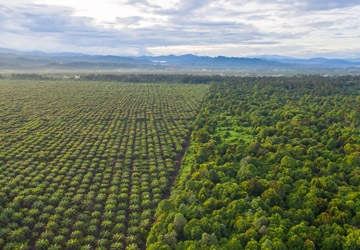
[147,75,360,249]
[1,74,360,249]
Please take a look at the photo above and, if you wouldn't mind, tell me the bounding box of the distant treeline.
[9,73,55,80]
[4,73,360,87]
[6,73,225,84]
[80,74,225,84]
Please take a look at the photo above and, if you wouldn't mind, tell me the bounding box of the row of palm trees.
[0,80,208,249]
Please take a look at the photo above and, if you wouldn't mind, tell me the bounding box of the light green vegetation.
[217,126,255,144]
[0,79,208,249]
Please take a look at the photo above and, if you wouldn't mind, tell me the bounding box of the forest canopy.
[147,75,360,250]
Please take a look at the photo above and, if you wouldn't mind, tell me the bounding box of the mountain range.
[0,47,360,74]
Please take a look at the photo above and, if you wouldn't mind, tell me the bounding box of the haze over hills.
[0,47,360,74]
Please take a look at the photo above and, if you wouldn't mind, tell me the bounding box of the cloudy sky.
[0,0,360,58]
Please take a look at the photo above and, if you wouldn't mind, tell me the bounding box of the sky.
[0,0,360,58]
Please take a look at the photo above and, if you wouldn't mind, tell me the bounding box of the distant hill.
[258,56,360,68]
[0,47,359,73]
[139,54,287,69]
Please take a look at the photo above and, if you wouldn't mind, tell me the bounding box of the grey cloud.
[162,21,261,44]
[298,0,360,11]
[115,16,143,26]
[153,0,213,15]
[123,0,150,6]
[0,3,137,51]
[2,4,139,45]
[259,0,360,12]
[311,21,337,29]
[245,14,272,21]
[110,0,262,47]
[0,0,359,57]
[177,0,213,11]
[252,0,360,11]
[0,6,10,23]
[0,4,96,33]
[23,12,85,33]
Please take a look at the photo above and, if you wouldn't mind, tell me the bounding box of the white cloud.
[0,0,359,58]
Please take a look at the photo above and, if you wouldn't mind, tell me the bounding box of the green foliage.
[147,75,360,249]
[0,78,207,249]
[3,75,360,249]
